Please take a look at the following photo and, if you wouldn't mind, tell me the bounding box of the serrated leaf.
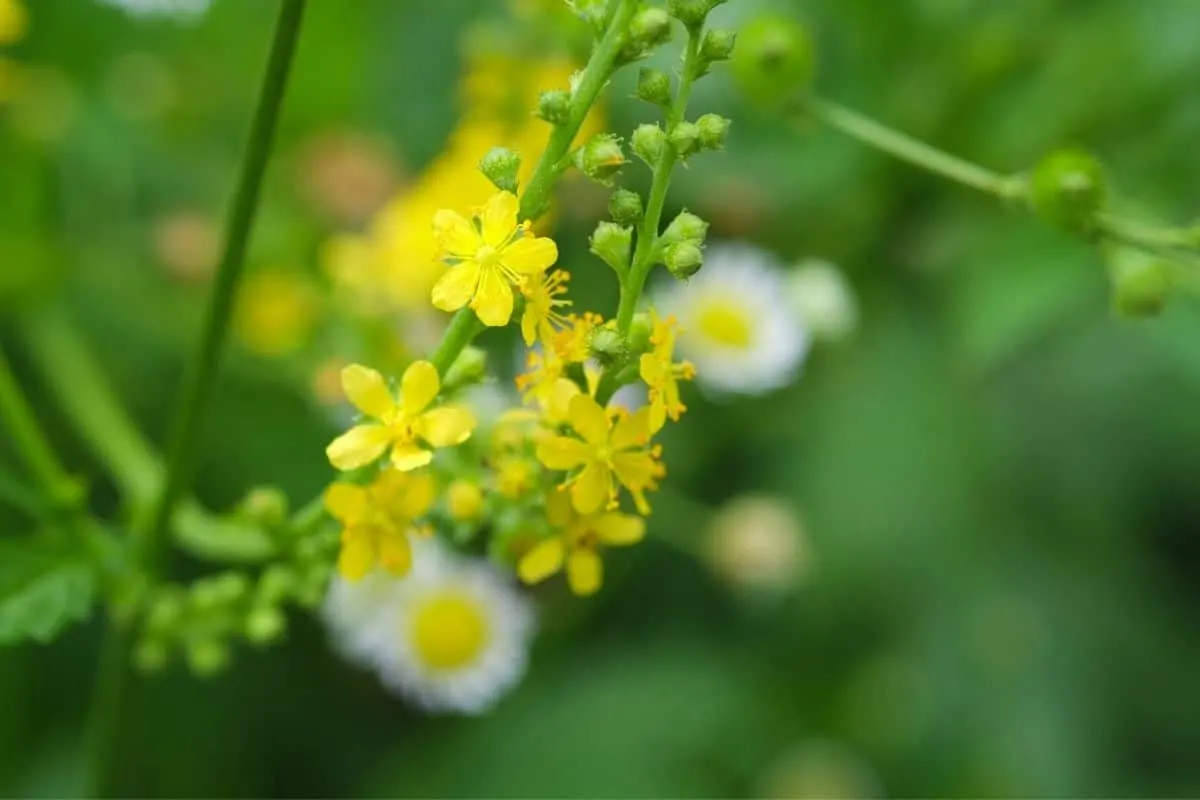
[0,537,96,646]
[173,503,278,563]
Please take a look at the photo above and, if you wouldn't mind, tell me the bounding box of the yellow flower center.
[694,297,755,349]
[409,592,490,670]
[475,244,501,270]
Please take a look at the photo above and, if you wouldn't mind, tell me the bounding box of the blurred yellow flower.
[431,190,559,326]
[0,0,28,45]
[517,489,645,596]
[325,469,436,580]
[520,268,571,346]
[326,361,476,472]
[536,394,663,515]
[639,310,695,432]
[446,479,485,522]
[234,269,322,357]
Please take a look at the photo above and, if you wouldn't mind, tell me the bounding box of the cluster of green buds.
[131,487,338,676]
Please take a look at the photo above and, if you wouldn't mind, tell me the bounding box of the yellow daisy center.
[409,592,490,670]
[694,296,755,349]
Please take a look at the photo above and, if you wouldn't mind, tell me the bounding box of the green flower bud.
[636,67,672,107]
[631,123,667,165]
[1108,248,1172,319]
[630,6,672,48]
[700,29,736,63]
[609,188,644,225]
[536,89,571,124]
[1028,148,1107,233]
[186,638,231,677]
[663,210,710,244]
[479,146,521,194]
[443,345,488,389]
[294,534,326,563]
[590,221,633,273]
[668,0,710,29]
[669,121,701,159]
[628,312,654,354]
[257,564,296,604]
[238,486,288,529]
[146,591,185,632]
[211,571,250,604]
[663,240,705,279]
[566,0,607,29]
[245,605,287,645]
[133,637,169,673]
[732,14,815,105]
[695,113,731,151]
[575,133,627,184]
[589,325,628,367]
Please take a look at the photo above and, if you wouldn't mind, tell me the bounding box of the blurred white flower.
[706,494,808,593]
[95,0,211,20]
[789,258,858,341]
[323,539,535,715]
[655,242,809,396]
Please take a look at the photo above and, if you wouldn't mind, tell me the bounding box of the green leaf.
[0,537,96,646]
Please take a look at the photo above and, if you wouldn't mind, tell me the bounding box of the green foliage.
[0,537,95,646]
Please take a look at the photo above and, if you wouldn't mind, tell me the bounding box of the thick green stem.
[138,0,306,569]
[84,626,130,798]
[616,24,704,333]
[430,309,484,375]
[798,94,1025,200]
[0,345,81,510]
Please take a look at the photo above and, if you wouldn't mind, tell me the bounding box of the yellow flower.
[520,268,571,346]
[446,479,485,522]
[324,469,436,580]
[639,310,696,432]
[234,268,322,357]
[326,361,477,471]
[517,490,645,595]
[431,191,559,326]
[536,394,663,515]
[0,0,28,46]
[514,312,600,407]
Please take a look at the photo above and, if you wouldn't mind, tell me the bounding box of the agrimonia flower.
[639,310,696,432]
[325,469,436,581]
[431,190,559,326]
[325,361,477,472]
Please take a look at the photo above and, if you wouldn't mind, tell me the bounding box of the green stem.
[0,344,81,510]
[798,94,1025,200]
[84,626,129,798]
[138,0,306,569]
[1095,211,1195,253]
[616,23,704,333]
[425,0,639,379]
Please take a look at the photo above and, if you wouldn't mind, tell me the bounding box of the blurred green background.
[4,0,1200,796]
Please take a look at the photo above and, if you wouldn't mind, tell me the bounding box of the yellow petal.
[326,424,391,470]
[612,451,659,491]
[323,482,367,525]
[546,378,581,421]
[417,405,476,447]
[545,489,575,527]
[611,407,651,451]
[571,462,611,515]
[471,266,515,327]
[536,436,591,470]
[337,528,375,581]
[376,530,413,576]
[567,394,610,445]
[593,513,646,546]
[432,208,479,257]
[431,262,481,313]
[517,537,566,585]
[400,472,437,517]
[502,236,558,274]
[566,548,603,596]
[480,191,519,247]
[340,363,394,420]
[391,444,434,471]
[520,305,538,346]
[639,352,665,387]
[400,360,440,415]
[647,398,667,435]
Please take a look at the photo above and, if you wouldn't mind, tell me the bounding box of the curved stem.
[616,23,705,333]
[797,94,1024,200]
[138,0,307,569]
[0,345,80,510]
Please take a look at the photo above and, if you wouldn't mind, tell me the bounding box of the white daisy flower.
[655,242,809,395]
[323,539,535,715]
[789,258,858,341]
[96,0,212,21]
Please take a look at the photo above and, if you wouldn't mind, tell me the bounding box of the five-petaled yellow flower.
[325,469,436,580]
[639,310,696,432]
[326,361,476,471]
[536,394,663,515]
[518,489,645,595]
[431,191,559,327]
[520,269,572,346]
